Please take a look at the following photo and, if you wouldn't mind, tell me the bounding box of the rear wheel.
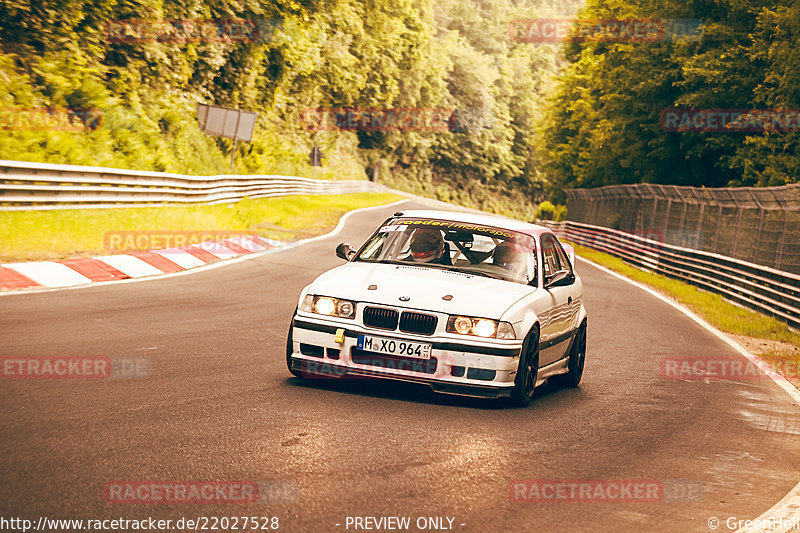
[510,325,540,407]
[555,321,586,388]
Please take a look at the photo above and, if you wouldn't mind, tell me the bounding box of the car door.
[553,238,582,332]
[538,234,576,366]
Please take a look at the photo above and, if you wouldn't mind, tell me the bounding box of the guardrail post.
[662,199,672,243]
[730,207,744,258]
[677,201,688,246]
[632,186,644,236]
[712,205,723,253]
[634,206,644,236]
[695,203,705,250]
[775,210,789,271]
[751,208,765,263]
[650,198,659,235]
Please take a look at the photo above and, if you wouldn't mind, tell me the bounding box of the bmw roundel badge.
[399,296,410,302]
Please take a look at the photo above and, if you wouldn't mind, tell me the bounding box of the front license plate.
[357,334,432,359]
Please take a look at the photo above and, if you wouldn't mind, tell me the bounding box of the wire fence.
[565,183,800,274]
[540,220,800,328]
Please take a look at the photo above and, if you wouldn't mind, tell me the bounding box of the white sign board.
[197,103,257,142]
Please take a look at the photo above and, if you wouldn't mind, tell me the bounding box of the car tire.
[510,325,540,407]
[555,321,586,388]
[286,312,303,378]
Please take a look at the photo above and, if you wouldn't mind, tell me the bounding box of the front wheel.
[510,325,540,407]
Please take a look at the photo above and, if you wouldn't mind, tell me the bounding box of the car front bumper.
[288,313,524,399]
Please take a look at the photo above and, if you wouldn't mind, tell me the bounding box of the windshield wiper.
[371,259,453,269]
[366,260,506,280]
[374,259,413,266]
[444,267,506,280]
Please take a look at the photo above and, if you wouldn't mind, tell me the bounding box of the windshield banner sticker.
[393,219,532,244]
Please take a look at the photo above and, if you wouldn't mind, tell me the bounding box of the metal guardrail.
[564,183,800,274]
[542,220,800,329]
[5,161,796,327]
[0,160,385,210]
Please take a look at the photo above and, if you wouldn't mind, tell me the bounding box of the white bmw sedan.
[286,210,587,406]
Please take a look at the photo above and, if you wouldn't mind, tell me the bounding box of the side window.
[358,234,386,260]
[541,235,561,278]
[552,238,573,274]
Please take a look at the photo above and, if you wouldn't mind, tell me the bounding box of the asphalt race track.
[1,200,799,532]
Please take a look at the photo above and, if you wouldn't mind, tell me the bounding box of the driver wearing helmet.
[407,228,451,265]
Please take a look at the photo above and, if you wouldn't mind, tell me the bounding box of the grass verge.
[0,192,403,263]
[572,243,800,389]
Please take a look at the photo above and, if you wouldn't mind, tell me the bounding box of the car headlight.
[300,294,356,319]
[446,316,516,339]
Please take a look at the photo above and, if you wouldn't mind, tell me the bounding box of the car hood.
[308,262,535,319]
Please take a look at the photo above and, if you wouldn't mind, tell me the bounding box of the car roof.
[392,209,553,238]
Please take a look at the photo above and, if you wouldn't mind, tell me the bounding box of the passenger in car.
[493,241,528,279]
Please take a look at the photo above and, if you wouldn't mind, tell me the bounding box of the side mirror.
[545,269,575,289]
[336,242,356,261]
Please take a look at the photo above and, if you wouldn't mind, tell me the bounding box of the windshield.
[355,218,537,285]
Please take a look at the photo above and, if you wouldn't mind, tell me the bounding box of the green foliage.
[540,0,800,191]
[3,0,793,208]
[0,0,577,212]
[533,200,567,221]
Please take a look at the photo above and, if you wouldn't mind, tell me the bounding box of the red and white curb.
[0,236,284,291]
